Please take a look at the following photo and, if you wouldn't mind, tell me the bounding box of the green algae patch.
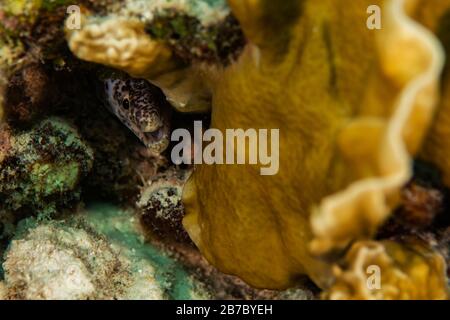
[30,162,80,196]
[84,202,209,300]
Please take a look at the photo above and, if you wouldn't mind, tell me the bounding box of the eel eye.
[122,98,130,110]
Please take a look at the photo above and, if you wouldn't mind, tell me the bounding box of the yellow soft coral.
[311,0,444,255]
[419,1,450,186]
[182,0,444,289]
[324,240,449,300]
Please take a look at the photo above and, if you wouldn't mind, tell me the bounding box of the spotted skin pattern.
[103,77,171,154]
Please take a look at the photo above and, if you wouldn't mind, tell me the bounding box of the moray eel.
[102,77,172,154]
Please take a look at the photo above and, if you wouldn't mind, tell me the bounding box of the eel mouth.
[144,127,165,141]
[143,126,170,152]
[141,120,163,133]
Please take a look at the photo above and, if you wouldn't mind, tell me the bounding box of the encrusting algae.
[0,0,450,300]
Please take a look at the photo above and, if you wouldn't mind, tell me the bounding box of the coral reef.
[2,203,210,300]
[137,167,192,244]
[145,8,245,64]
[82,203,209,300]
[0,0,118,68]
[1,62,166,204]
[65,0,239,112]
[3,221,136,300]
[4,63,51,124]
[0,0,450,301]
[0,117,93,217]
[67,17,176,80]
